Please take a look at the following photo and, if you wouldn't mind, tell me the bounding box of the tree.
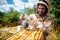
[25,8,35,15]
[50,0,60,31]
[0,8,21,27]
[0,11,5,23]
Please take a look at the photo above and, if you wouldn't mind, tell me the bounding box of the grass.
[0,27,60,40]
[0,31,13,40]
[0,27,17,40]
[46,30,60,40]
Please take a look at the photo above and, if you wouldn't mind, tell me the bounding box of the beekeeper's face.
[37,4,48,16]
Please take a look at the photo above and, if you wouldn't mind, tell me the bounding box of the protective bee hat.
[35,0,51,13]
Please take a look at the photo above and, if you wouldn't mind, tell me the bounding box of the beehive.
[6,29,44,40]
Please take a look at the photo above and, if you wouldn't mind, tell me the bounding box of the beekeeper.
[20,0,53,32]
[27,0,53,32]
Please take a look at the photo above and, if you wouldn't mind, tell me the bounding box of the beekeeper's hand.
[22,20,29,28]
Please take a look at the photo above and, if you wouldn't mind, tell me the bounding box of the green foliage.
[0,11,5,23]
[25,8,35,15]
[0,8,21,27]
[7,8,21,22]
[50,0,60,24]
[49,0,60,31]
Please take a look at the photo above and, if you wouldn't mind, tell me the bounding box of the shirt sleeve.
[45,16,53,32]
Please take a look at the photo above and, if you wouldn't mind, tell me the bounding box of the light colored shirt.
[27,14,53,31]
